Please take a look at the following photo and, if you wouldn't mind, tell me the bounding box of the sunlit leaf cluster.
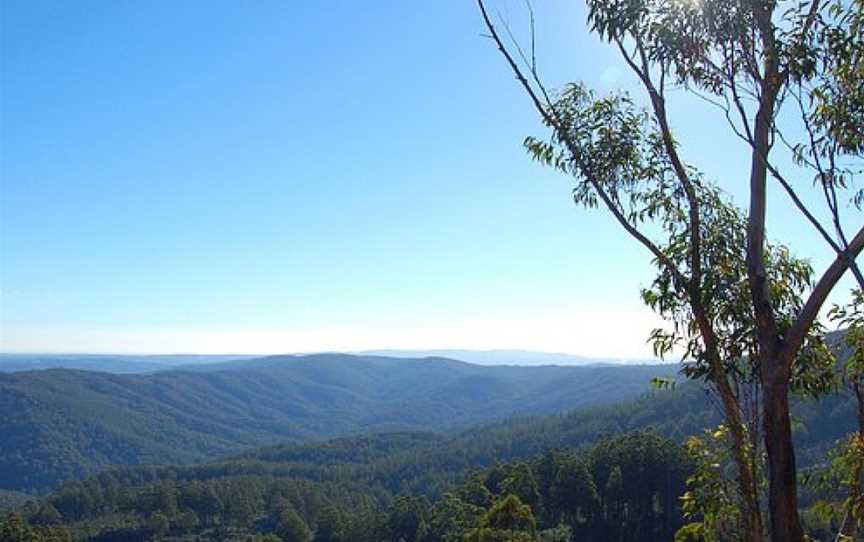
[524,81,833,393]
[676,425,744,542]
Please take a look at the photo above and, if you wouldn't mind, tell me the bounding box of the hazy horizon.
[0,347,661,363]
[2,1,855,356]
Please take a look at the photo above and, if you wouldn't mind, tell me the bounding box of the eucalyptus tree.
[464,494,540,542]
[477,0,864,540]
[275,507,313,542]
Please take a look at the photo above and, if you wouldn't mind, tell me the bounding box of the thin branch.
[782,226,864,368]
[800,107,864,290]
[477,0,689,289]
[524,0,536,73]
[746,0,785,366]
[747,128,844,255]
[729,73,756,143]
[614,36,722,378]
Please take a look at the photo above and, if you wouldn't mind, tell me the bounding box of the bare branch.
[524,0,536,73]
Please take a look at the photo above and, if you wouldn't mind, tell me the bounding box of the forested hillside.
[0,355,676,492]
[48,382,849,501]
[2,432,695,542]
[3,379,855,541]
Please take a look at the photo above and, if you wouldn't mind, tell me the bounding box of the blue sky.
[1,1,859,356]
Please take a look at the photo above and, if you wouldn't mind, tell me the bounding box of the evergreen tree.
[466,494,540,542]
[276,507,312,542]
[501,463,542,513]
[314,503,344,542]
[551,457,599,528]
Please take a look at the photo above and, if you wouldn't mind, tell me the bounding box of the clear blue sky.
[1,1,858,356]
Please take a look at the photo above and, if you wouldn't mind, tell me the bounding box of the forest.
[0,356,676,492]
[0,370,859,541]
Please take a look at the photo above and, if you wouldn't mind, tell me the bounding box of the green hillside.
[0,355,676,492]
[83,382,848,500]
[11,382,855,541]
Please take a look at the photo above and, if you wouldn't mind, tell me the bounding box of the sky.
[1,1,860,357]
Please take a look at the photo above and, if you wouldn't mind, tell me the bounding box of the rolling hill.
[21,380,856,542]
[0,354,676,492]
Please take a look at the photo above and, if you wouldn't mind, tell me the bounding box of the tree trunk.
[716,381,764,542]
[746,59,804,542]
[763,375,804,542]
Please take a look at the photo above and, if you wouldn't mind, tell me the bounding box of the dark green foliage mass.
[0,355,677,492]
[9,432,691,541]
[0,512,72,542]
[275,507,312,542]
[464,494,538,542]
[224,381,852,499]
[4,377,855,541]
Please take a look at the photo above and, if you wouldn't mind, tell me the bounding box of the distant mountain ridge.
[0,349,658,374]
[0,353,258,374]
[0,353,676,492]
[358,349,658,366]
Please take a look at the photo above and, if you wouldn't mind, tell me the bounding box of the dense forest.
[0,432,696,542]
[1,372,857,541]
[0,355,676,492]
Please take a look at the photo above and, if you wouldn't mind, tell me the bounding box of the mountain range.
[0,354,257,374]
[11,375,854,541]
[0,349,654,374]
[356,349,655,366]
[0,353,676,492]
